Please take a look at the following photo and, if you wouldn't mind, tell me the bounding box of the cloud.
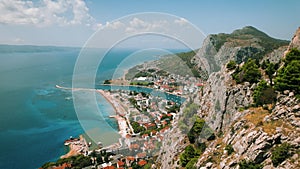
[174,17,188,26]
[0,0,95,27]
[104,21,125,30]
[125,17,168,34]
[93,21,125,31]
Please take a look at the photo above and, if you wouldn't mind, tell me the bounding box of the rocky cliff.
[287,27,300,51]
[157,26,300,169]
[193,26,289,73]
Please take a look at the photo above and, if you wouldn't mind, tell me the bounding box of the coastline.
[96,90,131,138]
[57,82,185,158]
[56,85,130,157]
[61,135,88,159]
[96,90,127,117]
[100,83,187,99]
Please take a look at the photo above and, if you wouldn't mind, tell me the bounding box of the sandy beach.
[97,90,127,116]
[110,115,128,138]
[97,90,132,138]
[61,135,88,159]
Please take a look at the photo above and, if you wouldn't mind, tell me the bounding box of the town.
[44,67,205,169]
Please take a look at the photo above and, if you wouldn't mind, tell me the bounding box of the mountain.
[192,26,289,74]
[157,27,299,169]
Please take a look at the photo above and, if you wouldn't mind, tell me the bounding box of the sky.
[0,0,299,48]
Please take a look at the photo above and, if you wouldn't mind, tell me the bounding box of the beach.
[97,90,132,138]
[61,135,88,159]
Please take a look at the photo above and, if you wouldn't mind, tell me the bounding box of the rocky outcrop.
[193,26,289,73]
[287,27,300,51]
[195,92,300,169]
[197,66,253,132]
[262,46,287,64]
[155,125,188,169]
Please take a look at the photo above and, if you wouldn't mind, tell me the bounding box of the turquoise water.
[0,45,185,169]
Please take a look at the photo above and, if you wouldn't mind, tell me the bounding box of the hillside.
[193,26,289,74]
[156,27,300,169]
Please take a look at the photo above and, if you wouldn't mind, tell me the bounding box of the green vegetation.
[185,158,198,169]
[179,143,206,168]
[134,71,153,78]
[275,48,300,94]
[187,117,215,144]
[156,69,169,76]
[129,97,137,107]
[211,26,289,56]
[210,33,229,52]
[130,81,154,86]
[166,104,180,113]
[126,65,142,80]
[261,59,278,85]
[180,145,200,167]
[271,143,292,167]
[179,103,199,133]
[179,114,212,168]
[187,118,206,143]
[233,58,261,83]
[226,60,237,70]
[225,144,234,155]
[42,154,92,169]
[153,50,207,79]
[266,62,276,85]
[175,50,202,78]
[131,121,146,133]
[239,160,263,169]
[253,80,277,106]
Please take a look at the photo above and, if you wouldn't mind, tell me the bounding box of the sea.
[0,45,186,169]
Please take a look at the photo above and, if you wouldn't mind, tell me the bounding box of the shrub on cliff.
[233,58,261,84]
[226,60,237,70]
[239,160,263,169]
[187,118,205,143]
[180,145,199,167]
[275,48,300,94]
[271,143,291,167]
[253,80,277,106]
[225,144,234,155]
[185,158,198,169]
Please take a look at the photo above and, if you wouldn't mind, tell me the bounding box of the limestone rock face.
[287,27,300,51]
[195,93,300,169]
[156,26,299,169]
[197,66,252,132]
[156,123,188,169]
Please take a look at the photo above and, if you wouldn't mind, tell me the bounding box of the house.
[117,160,125,168]
[142,134,149,140]
[100,163,114,169]
[129,143,140,150]
[136,152,147,159]
[126,156,135,167]
[50,163,71,169]
[136,77,148,81]
[143,123,156,130]
[138,160,147,166]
